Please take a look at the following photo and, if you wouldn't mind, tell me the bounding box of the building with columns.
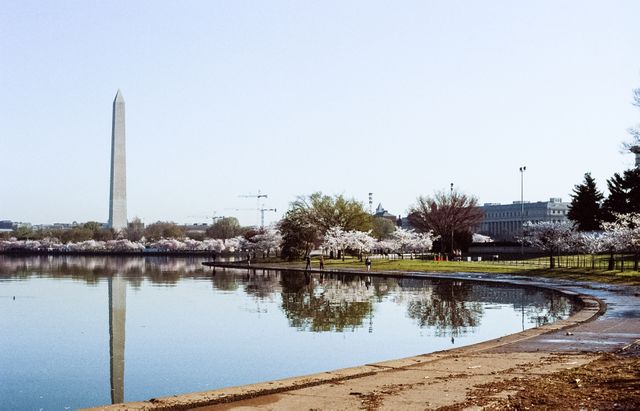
[478,198,569,241]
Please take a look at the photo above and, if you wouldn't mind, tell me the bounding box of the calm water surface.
[0,256,576,410]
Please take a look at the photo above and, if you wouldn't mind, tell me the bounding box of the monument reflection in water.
[109,275,126,404]
[0,255,576,410]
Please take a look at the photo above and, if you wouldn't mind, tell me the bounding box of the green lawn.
[275,256,640,285]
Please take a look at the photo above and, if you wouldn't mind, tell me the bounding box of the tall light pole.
[519,166,526,256]
[450,183,454,256]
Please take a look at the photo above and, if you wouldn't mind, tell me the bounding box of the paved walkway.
[87,267,640,411]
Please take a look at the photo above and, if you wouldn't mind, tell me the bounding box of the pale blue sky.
[2,1,639,226]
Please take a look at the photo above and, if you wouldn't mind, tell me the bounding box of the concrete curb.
[84,266,604,411]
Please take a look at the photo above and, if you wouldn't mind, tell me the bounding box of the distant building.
[182,223,210,233]
[373,203,396,221]
[374,203,407,228]
[396,215,411,229]
[478,198,570,241]
[0,220,13,232]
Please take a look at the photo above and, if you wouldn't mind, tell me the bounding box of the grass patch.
[269,256,640,285]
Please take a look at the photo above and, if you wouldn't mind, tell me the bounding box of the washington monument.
[108,90,127,230]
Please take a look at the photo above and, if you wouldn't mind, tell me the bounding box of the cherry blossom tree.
[603,213,640,271]
[522,221,575,268]
[203,239,226,253]
[322,227,377,260]
[322,226,349,259]
[106,239,145,252]
[376,238,400,258]
[150,238,187,251]
[412,231,435,254]
[575,231,609,269]
[385,228,436,258]
[223,236,244,253]
[246,226,283,257]
[391,228,434,253]
[345,230,376,260]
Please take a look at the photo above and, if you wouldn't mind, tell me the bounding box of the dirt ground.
[438,344,640,411]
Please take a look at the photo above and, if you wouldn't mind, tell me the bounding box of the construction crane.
[226,207,277,228]
[238,190,268,201]
[238,190,269,226]
[257,207,277,228]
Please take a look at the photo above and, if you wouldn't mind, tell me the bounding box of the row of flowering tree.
[0,238,147,252]
[523,213,640,270]
[321,226,436,260]
[0,227,285,256]
[321,227,376,260]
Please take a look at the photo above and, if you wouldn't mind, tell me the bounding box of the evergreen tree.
[602,168,640,220]
[625,168,640,212]
[567,173,604,231]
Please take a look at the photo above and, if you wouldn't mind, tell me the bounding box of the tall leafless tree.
[407,190,484,253]
[623,87,640,152]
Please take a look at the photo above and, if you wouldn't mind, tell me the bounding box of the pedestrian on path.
[365,256,371,272]
[305,255,311,270]
[319,255,325,270]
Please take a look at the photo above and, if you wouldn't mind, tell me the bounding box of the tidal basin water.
[0,256,576,410]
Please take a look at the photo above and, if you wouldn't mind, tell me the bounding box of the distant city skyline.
[1,1,639,226]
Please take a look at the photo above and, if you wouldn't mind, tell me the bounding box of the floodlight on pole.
[450,183,454,256]
[519,166,526,256]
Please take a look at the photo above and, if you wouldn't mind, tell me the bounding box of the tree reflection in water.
[0,255,575,336]
[280,273,376,332]
[406,280,483,337]
[522,287,573,327]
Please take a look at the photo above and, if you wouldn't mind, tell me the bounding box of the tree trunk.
[549,252,555,269]
[634,254,639,271]
[608,252,615,270]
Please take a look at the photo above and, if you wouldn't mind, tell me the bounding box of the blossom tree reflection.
[280,272,375,332]
[406,280,483,337]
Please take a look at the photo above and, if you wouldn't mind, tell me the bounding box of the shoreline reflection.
[0,255,576,409]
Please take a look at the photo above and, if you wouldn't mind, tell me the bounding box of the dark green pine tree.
[603,172,627,220]
[602,168,640,221]
[567,173,604,231]
[623,168,640,212]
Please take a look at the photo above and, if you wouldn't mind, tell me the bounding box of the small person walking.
[319,255,325,270]
[305,255,311,270]
[365,256,371,272]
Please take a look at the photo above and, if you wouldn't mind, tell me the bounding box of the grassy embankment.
[276,255,640,285]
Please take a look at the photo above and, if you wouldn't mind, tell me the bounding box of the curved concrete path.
[86,267,640,411]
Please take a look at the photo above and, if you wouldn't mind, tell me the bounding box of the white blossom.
[322,226,349,255]
[246,226,283,255]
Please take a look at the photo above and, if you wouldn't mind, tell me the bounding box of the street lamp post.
[450,183,454,257]
[519,166,526,257]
